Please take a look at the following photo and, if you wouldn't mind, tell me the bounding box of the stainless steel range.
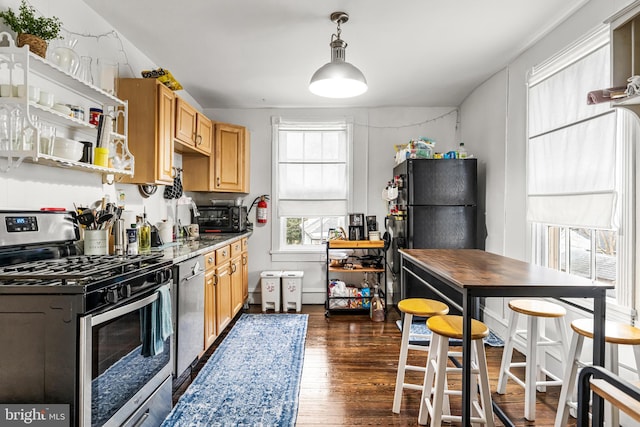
[0,210,174,427]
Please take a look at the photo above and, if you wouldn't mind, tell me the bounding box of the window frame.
[270,116,354,260]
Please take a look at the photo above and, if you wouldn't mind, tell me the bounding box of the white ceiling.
[84,0,588,109]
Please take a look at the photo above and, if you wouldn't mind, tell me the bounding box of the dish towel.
[141,284,173,357]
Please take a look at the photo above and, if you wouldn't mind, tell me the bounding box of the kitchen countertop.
[152,231,252,264]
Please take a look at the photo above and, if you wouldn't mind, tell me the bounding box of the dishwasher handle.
[184,271,203,281]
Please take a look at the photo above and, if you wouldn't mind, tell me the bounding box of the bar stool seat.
[554,319,640,427]
[497,299,569,421]
[392,298,449,414]
[418,315,495,427]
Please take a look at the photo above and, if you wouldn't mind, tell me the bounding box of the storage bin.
[260,271,282,313]
[281,271,303,312]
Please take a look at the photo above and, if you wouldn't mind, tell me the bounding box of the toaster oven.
[196,206,248,233]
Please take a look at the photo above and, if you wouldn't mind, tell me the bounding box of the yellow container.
[94,147,109,167]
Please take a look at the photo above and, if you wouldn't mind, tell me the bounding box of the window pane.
[279,163,347,199]
[280,132,304,161]
[303,133,322,161]
[283,216,345,246]
[285,218,303,245]
[595,230,616,286]
[569,228,591,279]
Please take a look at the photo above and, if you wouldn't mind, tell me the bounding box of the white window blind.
[275,119,350,218]
[527,25,617,229]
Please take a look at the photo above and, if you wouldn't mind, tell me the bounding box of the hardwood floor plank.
[174,304,575,426]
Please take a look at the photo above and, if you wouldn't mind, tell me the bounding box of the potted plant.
[0,0,62,58]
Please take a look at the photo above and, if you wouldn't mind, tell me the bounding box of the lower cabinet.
[214,244,232,337]
[215,262,233,333]
[242,238,249,302]
[230,239,244,316]
[203,268,217,351]
[202,238,249,353]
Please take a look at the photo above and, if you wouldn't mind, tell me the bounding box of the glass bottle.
[458,142,467,159]
[138,211,151,252]
[370,285,385,322]
[77,56,94,85]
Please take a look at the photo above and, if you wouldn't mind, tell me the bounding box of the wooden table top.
[400,249,612,291]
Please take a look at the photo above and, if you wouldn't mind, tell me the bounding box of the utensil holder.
[84,229,109,255]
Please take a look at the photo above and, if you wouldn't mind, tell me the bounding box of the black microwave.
[195,206,248,233]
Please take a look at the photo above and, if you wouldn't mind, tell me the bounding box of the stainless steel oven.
[0,210,174,427]
[79,282,173,427]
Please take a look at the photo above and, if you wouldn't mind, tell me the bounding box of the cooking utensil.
[76,211,95,228]
[96,213,113,229]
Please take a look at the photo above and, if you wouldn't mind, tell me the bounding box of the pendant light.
[309,11,368,98]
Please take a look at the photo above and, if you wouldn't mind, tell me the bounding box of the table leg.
[462,291,474,426]
[591,290,606,426]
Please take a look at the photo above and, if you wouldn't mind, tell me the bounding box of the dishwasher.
[171,255,205,380]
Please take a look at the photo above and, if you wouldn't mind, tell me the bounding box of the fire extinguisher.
[257,196,268,224]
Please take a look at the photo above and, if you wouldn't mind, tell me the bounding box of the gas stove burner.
[0,253,166,285]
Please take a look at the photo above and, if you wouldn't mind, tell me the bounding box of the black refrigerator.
[388,159,478,308]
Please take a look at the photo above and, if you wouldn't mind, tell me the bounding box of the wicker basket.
[17,33,47,58]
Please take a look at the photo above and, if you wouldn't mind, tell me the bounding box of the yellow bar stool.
[418,315,495,427]
[392,298,449,414]
[555,319,640,427]
[496,299,569,421]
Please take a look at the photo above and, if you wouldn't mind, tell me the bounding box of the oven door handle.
[90,289,161,327]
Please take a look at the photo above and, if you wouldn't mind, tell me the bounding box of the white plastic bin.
[281,271,304,312]
[260,271,282,313]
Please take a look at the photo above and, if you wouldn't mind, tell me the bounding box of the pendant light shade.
[309,12,367,98]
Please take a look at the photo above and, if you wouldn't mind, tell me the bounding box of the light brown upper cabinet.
[174,97,212,155]
[182,122,250,193]
[117,78,174,185]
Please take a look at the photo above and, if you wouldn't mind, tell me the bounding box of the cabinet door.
[203,269,217,351]
[197,114,213,154]
[215,263,232,333]
[175,97,197,147]
[117,78,174,185]
[157,83,175,183]
[230,255,243,316]
[242,250,249,301]
[214,123,247,192]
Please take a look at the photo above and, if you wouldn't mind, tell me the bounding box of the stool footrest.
[408,343,431,352]
[403,383,424,391]
[505,369,563,389]
[405,364,427,373]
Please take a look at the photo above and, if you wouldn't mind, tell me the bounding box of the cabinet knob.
[213,274,218,286]
[231,263,237,274]
[208,256,214,264]
[195,134,202,145]
[217,177,221,186]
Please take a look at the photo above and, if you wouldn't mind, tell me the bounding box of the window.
[271,117,352,253]
[527,25,636,310]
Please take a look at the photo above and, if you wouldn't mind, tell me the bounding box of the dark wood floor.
[173,304,574,426]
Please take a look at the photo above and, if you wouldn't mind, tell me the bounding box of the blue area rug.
[395,319,504,347]
[162,313,308,427]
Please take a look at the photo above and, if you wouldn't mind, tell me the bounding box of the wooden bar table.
[400,249,613,427]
